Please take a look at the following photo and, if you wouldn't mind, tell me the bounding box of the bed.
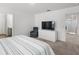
[0,35,55,55]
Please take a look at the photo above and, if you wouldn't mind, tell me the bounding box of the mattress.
[0,35,55,55]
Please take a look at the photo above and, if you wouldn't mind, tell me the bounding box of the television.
[42,21,55,30]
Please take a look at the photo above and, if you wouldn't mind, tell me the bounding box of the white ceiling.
[0,3,79,14]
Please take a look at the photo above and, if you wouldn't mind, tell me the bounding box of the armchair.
[30,27,38,38]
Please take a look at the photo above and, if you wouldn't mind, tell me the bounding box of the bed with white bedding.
[0,35,55,55]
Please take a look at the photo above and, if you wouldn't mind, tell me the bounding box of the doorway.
[0,13,13,38]
[65,13,79,45]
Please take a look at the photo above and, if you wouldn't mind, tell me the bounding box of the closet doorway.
[0,13,13,38]
[65,13,79,44]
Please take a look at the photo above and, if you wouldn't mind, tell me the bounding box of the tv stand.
[39,30,56,42]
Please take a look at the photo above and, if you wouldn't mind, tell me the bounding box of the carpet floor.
[38,38,79,55]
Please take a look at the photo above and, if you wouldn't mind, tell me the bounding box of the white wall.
[13,12,34,36]
[0,7,34,36]
[35,6,79,41]
[0,13,6,34]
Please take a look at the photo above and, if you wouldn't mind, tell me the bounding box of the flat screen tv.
[42,21,55,30]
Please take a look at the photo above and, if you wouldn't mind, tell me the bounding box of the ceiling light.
[29,3,35,5]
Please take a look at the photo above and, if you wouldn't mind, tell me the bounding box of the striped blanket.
[0,35,55,55]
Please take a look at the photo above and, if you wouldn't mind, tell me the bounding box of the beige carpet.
[0,35,7,39]
[66,33,79,45]
[38,37,79,55]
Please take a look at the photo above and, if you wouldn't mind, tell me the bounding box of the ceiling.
[0,3,79,14]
